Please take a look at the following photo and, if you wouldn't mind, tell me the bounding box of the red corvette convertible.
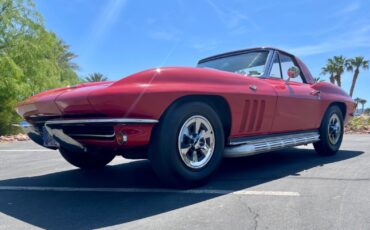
[16,47,356,187]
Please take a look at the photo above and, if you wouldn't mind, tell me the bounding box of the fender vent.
[239,99,265,132]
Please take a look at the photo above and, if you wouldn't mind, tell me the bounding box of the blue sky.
[35,0,370,103]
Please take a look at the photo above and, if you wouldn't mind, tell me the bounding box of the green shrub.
[0,0,81,134]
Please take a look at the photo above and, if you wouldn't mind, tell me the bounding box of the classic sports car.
[16,47,356,187]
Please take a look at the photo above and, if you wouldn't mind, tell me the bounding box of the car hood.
[16,81,114,119]
[112,66,264,88]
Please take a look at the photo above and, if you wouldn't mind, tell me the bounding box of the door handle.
[249,85,257,91]
[310,90,320,96]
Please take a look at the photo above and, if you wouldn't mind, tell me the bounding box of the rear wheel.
[59,148,115,169]
[314,105,344,156]
[148,102,224,188]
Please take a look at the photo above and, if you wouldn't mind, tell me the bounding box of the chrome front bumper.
[16,121,46,148]
[18,118,158,152]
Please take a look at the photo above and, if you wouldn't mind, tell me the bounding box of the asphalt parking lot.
[0,134,369,230]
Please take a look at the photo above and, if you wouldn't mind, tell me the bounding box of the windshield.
[197,51,269,77]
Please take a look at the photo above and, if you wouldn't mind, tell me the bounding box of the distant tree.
[359,99,367,113]
[345,56,369,97]
[354,97,361,103]
[364,108,370,115]
[354,97,362,113]
[57,39,79,70]
[85,73,108,82]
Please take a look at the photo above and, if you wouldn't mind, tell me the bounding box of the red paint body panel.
[55,83,112,114]
[265,78,322,132]
[16,48,356,149]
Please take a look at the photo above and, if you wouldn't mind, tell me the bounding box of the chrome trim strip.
[224,131,320,158]
[262,50,275,78]
[45,118,159,125]
[68,133,116,138]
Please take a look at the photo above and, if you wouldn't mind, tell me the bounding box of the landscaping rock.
[0,134,29,143]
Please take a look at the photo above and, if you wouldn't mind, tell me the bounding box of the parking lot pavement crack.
[236,195,260,230]
[248,205,260,230]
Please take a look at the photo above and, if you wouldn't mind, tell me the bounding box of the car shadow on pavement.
[0,148,363,229]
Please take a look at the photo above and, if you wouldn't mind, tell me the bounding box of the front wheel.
[314,105,344,156]
[59,148,116,170]
[148,102,224,188]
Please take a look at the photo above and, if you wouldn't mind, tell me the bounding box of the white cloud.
[205,0,259,34]
[190,40,222,52]
[79,0,127,73]
[149,30,182,42]
[284,25,370,56]
[91,0,127,39]
[332,2,360,17]
[82,0,127,53]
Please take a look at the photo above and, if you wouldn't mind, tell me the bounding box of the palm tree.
[85,73,108,82]
[333,55,346,87]
[359,99,367,113]
[345,56,369,97]
[354,97,362,104]
[321,61,336,84]
[354,97,362,114]
[57,40,79,70]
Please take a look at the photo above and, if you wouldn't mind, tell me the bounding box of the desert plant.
[346,115,370,132]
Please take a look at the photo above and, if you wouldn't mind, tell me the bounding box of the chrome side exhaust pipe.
[224,131,320,158]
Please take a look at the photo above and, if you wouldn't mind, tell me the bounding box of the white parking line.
[0,149,53,152]
[0,186,300,196]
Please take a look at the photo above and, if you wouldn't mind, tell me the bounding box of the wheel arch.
[327,101,347,120]
[159,95,232,140]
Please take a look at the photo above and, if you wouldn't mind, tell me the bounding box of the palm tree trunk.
[335,74,342,87]
[349,69,359,97]
[329,74,335,84]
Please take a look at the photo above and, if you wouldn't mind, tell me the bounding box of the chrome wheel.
[328,113,341,145]
[177,115,215,169]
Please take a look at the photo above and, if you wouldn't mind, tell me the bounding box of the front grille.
[62,124,115,139]
[27,114,116,139]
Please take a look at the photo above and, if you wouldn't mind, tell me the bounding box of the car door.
[266,51,322,133]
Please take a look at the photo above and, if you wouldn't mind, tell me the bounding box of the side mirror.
[286,66,300,84]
